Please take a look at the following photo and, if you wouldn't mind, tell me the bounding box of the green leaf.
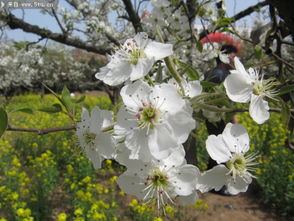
[219,27,234,34]
[200,81,217,89]
[254,45,263,60]
[10,107,33,114]
[191,92,226,103]
[0,108,8,138]
[72,96,86,104]
[278,84,294,95]
[155,62,163,83]
[196,40,203,52]
[174,60,200,80]
[192,101,233,112]
[38,103,62,113]
[61,86,73,111]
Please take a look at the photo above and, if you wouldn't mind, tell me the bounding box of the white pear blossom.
[95,32,173,86]
[224,57,277,124]
[115,80,195,161]
[116,146,200,210]
[168,78,202,98]
[201,42,230,64]
[76,107,115,169]
[201,123,258,194]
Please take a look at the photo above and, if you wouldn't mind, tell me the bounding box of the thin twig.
[51,8,67,34]
[6,125,76,135]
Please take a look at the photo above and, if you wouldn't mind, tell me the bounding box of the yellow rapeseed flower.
[57,213,67,221]
[74,208,83,216]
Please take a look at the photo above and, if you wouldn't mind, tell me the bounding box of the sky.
[3,0,265,42]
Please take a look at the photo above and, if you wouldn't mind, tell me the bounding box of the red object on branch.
[200,32,241,54]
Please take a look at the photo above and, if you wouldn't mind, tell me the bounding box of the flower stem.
[156,26,185,95]
[145,74,155,87]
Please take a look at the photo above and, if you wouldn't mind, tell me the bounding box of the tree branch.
[232,1,268,22]
[6,125,76,135]
[122,0,143,32]
[1,13,112,55]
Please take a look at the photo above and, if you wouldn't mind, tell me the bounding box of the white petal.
[219,53,230,64]
[248,68,259,81]
[116,174,145,199]
[125,129,152,162]
[85,148,102,170]
[206,134,231,164]
[177,191,198,206]
[171,164,199,196]
[150,83,186,114]
[95,132,115,159]
[77,108,89,133]
[133,32,150,49]
[196,165,230,193]
[186,80,202,98]
[120,80,151,110]
[161,145,186,169]
[115,108,137,133]
[222,123,250,153]
[144,41,173,60]
[165,110,195,144]
[90,106,103,132]
[249,94,270,124]
[233,57,247,76]
[114,143,131,166]
[227,176,252,195]
[95,61,131,86]
[129,58,154,81]
[101,109,113,128]
[224,73,253,103]
[148,124,178,159]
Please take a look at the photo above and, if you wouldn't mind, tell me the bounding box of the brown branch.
[122,0,143,33]
[6,125,76,135]
[229,23,294,70]
[215,1,268,31]
[232,1,269,22]
[51,8,67,34]
[6,124,114,135]
[230,108,294,113]
[1,13,112,55]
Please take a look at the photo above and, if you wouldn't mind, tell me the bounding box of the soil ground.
[191,191,283,221]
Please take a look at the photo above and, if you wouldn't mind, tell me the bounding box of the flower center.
[252,81,264,96]
[84,132,96,147]
[137,104,160,131]
[252,77,278,98]
[121,39,146,65]
[226,153,246,173]
[142,168,173,210]
[150,169,169,187]
[128,49,146,65]
[225,152,258,182]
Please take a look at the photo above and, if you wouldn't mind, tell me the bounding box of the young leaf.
[61,86,74,111]
[72,96,86,104]
[0,108,8,138]
[254,45,263,60]
[38,104,62,113]
[196,40,203,52]
[200,81,217,89]
[278,84,294,95]
[10,107,33,114]
[155,62,163,83]
[175,60,200,80]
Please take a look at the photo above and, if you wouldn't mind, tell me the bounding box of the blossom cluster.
[75,32,270,212]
